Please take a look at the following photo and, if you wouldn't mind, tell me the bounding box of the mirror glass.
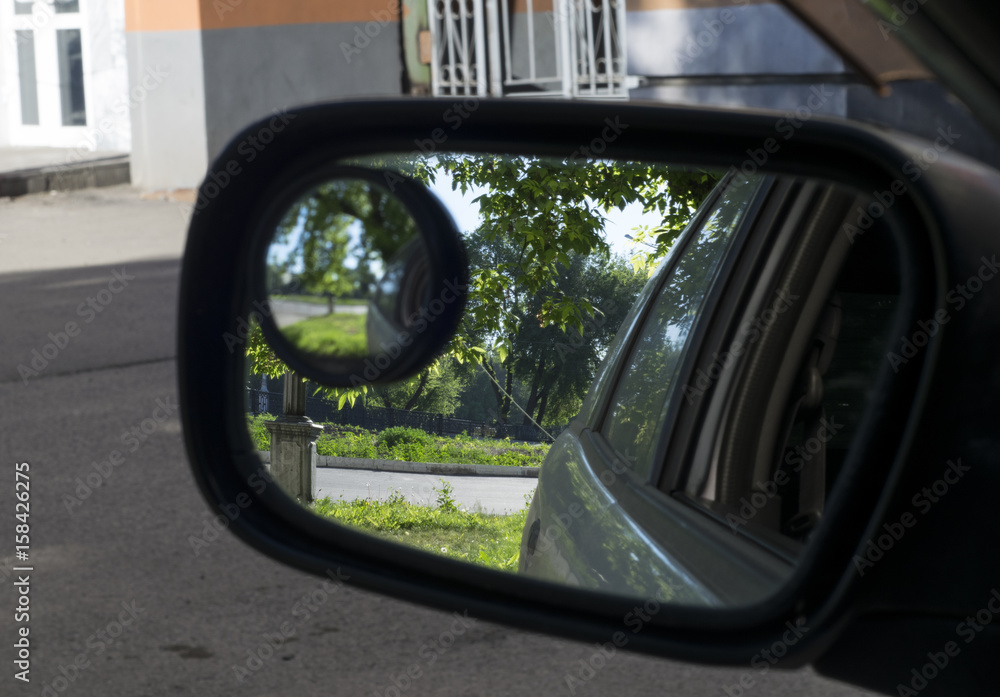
[265,177,426,361]
[246,153,901,609]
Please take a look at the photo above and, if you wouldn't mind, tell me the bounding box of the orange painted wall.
[511,0,772,12]
[125,0,201,32]
[124,0,770,32]
[125,0,404,32]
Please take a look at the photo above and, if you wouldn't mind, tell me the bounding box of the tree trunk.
[377,391,395,409]
[403,372,430,411]
[522,356,546,425]
[483,360,506,422]
[502,357,514,421]
[536,389,551,429]
[534,364,562,427]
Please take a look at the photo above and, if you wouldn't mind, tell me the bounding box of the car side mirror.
[251,164,467,387]
[179,99,951,673]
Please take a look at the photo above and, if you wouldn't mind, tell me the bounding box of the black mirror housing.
[178,98,985,679]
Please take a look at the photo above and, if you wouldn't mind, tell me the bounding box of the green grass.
[281,312,366,356]
[317,426,549,467]
[377,426,431,449]
[272,294,368,306]
[313,489,527,572]
[247,412,274,449]
[271,293,329,305]
[246,420,550,467]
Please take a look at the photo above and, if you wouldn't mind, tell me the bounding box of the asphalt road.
[0,186,876,696]
[314,468,537,514]
[271,298,368,328]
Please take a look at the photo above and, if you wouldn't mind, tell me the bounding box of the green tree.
[250,175,424,408]
[435,155,718,365]
[462,224,645,426]
[268,177,419,300]
[249,156,721,413]
[370,359,467,415]
[510,254,646,428]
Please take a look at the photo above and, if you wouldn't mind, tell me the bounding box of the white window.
[5,0,89,146]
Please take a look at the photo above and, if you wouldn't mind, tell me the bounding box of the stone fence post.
[265,371,324,502]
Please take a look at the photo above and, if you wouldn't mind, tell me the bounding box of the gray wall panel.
[201,22,403,160]
[627,6,843,77]
[631,83,847,118]
[846,81,1000,171]
[126,30,209,189]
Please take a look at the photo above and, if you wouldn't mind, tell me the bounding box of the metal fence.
[247,388,555,443]
[428,0,630,99]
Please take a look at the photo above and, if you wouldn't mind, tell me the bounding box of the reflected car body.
[520,165,913,607]
[367,237,432,356]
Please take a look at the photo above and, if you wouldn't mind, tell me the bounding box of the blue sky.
[426,168,662,263]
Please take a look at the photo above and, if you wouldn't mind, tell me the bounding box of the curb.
[257,451,539,478]
[0,155,131,197]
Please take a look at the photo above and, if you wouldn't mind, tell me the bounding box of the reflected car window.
[601,173,764,479]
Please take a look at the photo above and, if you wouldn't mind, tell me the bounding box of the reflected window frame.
[596,171,767,481]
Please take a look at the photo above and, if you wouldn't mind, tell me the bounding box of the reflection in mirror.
[246,153,902,609]
[265,177,426,361]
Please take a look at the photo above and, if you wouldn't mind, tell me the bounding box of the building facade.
[0,0,130,152]
[8,1,985,191]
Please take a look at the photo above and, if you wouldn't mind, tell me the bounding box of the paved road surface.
[0,187,876,697]
[315,468,537,514]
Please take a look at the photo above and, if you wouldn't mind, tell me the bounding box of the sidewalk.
[313,468,536,514]
[0,146,130,197]
[257,450,540,477]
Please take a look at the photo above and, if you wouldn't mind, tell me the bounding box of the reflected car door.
[519,171,793,606]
